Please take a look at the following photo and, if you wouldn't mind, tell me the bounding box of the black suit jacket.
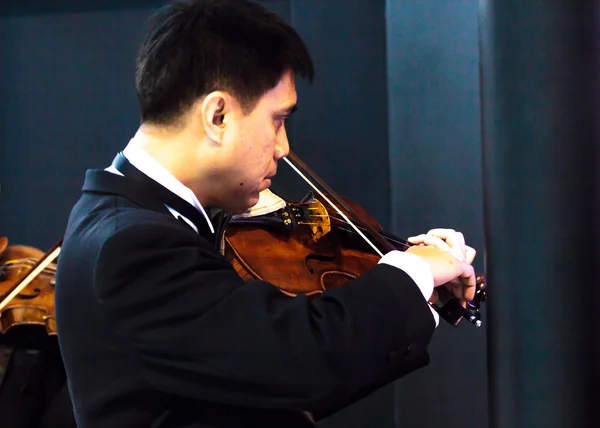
[54,166,436,428]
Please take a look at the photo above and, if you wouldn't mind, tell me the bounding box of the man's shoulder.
[70,192,194,239]
[99,208,204,253]
[63,193,210,270]
[60,194,225,297]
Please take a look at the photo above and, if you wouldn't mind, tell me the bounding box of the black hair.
[135,0,314,125]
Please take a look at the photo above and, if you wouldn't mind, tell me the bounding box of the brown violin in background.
[224,151,487,327]
[0,236,61,336]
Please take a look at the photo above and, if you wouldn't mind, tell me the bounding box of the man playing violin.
[54,1,478,427]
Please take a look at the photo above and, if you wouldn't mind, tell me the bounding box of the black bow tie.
[111,152,212,235]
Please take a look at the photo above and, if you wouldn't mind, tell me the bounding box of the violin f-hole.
[304,250,338,274]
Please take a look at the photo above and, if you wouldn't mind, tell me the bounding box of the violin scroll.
[431,274,487,327]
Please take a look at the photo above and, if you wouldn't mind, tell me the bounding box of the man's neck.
[131,125,219,207]
[106,136,215,234]
[127,126,287,221]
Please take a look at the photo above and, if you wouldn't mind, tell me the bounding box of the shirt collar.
[118,140,214,234]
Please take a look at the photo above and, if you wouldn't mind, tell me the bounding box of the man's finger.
[456,231,466,248]
[426,228,462,251]
[407,234,454,254]
[460,263,477,301]
[426,229,470,262]
[456,231,466,256]
[465,245,477,264]
[428,289,439,305]
[451,280,463,301]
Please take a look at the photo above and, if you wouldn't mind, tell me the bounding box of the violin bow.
[282,150,483,327]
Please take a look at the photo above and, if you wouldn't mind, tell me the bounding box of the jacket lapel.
[82,169,174,218]
[81,169,218,240]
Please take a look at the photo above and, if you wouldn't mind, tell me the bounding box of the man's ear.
[201,91,230,144]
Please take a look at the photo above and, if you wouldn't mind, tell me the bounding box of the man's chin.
[244,194,261,211]
[226,194,259,215]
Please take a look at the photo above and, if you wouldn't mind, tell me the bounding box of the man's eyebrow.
[275,104,298,115]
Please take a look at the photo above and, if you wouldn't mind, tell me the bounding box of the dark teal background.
[479,1,599,427]
[0,1,487,427]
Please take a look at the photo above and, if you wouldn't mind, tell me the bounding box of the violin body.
[0,238,57,335]
[223,190,486,327]
[224,193,394,296]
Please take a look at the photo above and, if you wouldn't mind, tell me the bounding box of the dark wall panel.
[386,1,488,427]
[1,9,150,249]
[0,1,291,250]
[0,1,393,428]
[280,0,391,231]
[479,2,599,427]
[274,2,394,426]
[0,1,489,427]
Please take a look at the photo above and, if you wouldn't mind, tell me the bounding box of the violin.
[223,151,487,327]
[0,237,61,335]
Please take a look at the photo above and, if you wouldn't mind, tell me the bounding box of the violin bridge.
[297,199,331,242]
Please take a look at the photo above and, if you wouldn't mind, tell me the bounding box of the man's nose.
[274,126,290,159]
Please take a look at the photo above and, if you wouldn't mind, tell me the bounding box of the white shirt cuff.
[378,250,439,327]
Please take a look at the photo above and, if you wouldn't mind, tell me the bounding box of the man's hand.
[407,228,476,264]
[405,229,477,306]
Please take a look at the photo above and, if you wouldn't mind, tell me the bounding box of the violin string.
[3,257,57,266]
[300,204,411,249]
[1,260,57,273]
[330,224,410,250]
[282,157,384,257]
[300,210,411,250]
[0,268,57,276]
[3,262,57,270]
[325,216,411,250]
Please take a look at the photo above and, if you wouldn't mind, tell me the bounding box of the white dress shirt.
[106,139,439,326]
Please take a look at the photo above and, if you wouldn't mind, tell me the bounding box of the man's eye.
[275,116,288,127]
